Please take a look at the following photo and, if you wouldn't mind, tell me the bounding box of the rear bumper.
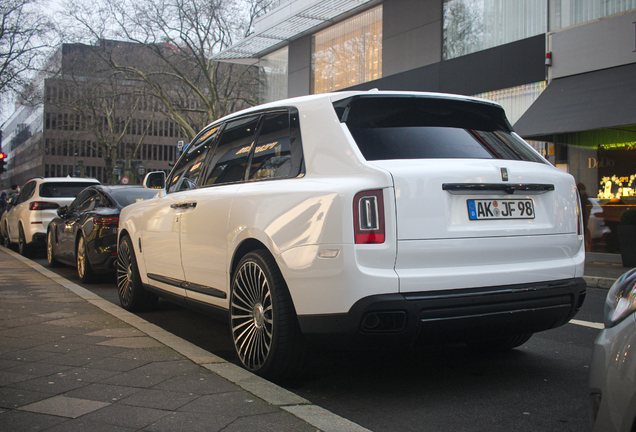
[297,277,586,348]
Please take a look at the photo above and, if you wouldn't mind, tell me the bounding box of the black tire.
[230,250,309,381]
[117,235,157,311]
[3,223,11,249]
[17,224,30,257]
[77,234,96,283]
[468,333,533,351]
[46,229,61,268]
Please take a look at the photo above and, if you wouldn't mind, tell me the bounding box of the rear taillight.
[29,202,60,211]
[354,190,385,244]
[94,217,119,226]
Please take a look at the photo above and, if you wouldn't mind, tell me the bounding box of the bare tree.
[443,0,483,60]
[61,0,273,141]
[0,0,56,116]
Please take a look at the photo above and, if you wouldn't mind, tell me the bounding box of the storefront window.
[443,0,547,60]
[259,47,288,104]
[311,5,382,94]
[562,127,636,254]
[549,0,636,31]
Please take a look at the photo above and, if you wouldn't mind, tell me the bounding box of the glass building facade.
[311,5,383,94]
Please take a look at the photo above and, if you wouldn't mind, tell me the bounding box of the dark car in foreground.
[46,185,157,282]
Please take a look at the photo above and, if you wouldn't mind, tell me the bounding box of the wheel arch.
[230,238,271,285]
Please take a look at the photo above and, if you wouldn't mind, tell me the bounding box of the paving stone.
[143,411,235,432]
[222,411,320,432]
[0,359,24,370]
[86,328,145,338]
[4,362,70,378]
[118,388,199,410]
[64,383,142,403]
[30,341,85,354]
[102,360,200,388]
[83,357,151,372]
[0,371,36,387]
[18,395,110,418]
[97,336,162,349]
[0,336,46,350]
[8,375,88,394]
[81,403,172,429]
[153,372,239,395]
[43,419,137,432]
[0,409,66,432]
[54,366,122,383]
[0,387,51,408]
[178,391,278,417]
[114,346,185,362]
[0,348,59,362]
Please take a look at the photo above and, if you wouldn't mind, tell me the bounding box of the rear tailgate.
[371,159,583,292]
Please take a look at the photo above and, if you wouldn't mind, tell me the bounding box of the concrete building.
[0,41,182,191]
[215,0,636,256]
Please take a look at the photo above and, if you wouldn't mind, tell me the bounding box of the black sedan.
[46,185,157,283]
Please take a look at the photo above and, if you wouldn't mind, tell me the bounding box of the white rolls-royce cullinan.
[116,90,586,380]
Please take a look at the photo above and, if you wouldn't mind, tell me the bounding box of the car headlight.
[605,268,636,328]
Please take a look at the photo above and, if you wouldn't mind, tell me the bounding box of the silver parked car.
[589,268,636,432]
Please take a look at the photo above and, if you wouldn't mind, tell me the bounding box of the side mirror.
[144,171,166,190]
[57,206,68,218]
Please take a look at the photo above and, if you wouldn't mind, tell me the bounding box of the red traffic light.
[0,152,6,159]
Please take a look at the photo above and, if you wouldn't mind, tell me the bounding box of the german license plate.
[467,199,535,220]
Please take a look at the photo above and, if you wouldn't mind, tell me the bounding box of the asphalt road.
[32,253,604,432]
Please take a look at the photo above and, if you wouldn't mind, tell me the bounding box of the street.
[32,254,604,432]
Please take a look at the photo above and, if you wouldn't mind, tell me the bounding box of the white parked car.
[117,91,587,380]
[2,177,100,256]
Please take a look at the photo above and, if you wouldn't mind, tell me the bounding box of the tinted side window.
[336,96,544,163]
[167,126,220,193]
[249,112,293,180]
[203,116,260,186]
[17,181,36,204]
[69,189,95,213]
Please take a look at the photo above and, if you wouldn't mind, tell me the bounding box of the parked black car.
[46,185,157,283]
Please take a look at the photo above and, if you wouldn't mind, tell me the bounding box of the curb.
[1,247,371,432]
[583,275,616,289]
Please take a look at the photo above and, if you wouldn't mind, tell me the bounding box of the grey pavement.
[0,245,629,432]
[0,246,369,432]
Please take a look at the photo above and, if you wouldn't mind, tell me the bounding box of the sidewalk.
[0,247,628,432]
[0,247,369,432]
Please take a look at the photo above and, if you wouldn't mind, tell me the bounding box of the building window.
[311,5,382,94]
[443,0,547,60]
[259,46,288,104]
[549,0,636,30]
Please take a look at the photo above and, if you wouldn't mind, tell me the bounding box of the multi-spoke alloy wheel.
[117,235,157,311]
[77,235,96,283]
[230,250,309,380]
[46,229,60,267]
[231,259,273,371]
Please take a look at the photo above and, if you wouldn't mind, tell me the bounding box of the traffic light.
[0,152,6,175]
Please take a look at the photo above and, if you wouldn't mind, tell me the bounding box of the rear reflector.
[354,190,385,244]
[29,202,60,211]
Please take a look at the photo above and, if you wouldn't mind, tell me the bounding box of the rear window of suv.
[334,96,545,163]
[40,182,97,198]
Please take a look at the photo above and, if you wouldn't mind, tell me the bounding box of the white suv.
[3,177,100,256]
[117,91,586,380]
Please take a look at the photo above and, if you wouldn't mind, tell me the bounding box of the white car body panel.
[117,90,586,347]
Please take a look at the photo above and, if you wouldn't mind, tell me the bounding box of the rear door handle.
[170,202,197,209]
